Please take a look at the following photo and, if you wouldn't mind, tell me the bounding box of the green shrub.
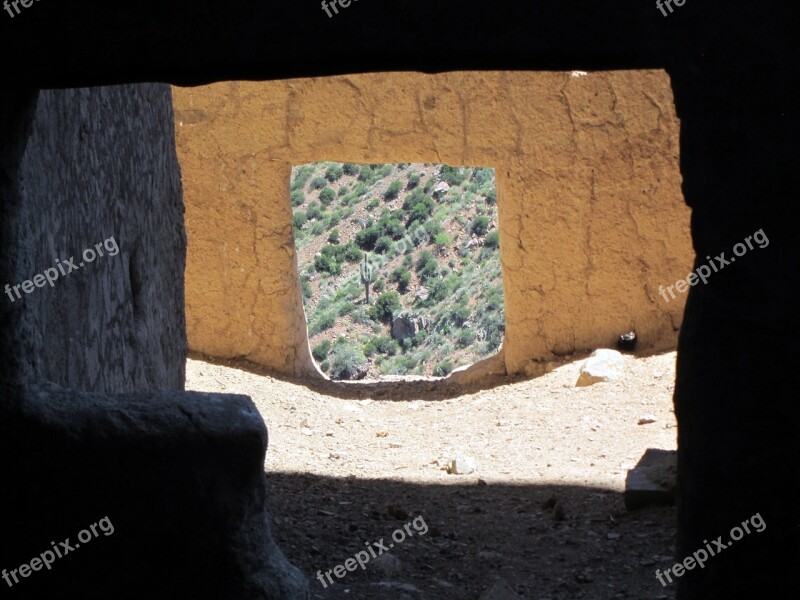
[307,202,323,220]
[309,310,337,336]
[384,180,403,200]
[345,243,363,262]
[314,253,341,275]
[480,284,504,312]
[427,273,461,302]
[355,225,381,250]
[291,165,314,191]
[402,189,433,211]
[471,216,490,235]
[312,340,332,361]
[380,165,394,178]
[434,232,453,252]
[367,198,380,210]
[369,292,401,323]
[450,303,471,326]
[337,302,355,317]
[328,230,340,244]
[456,328,475,348]
[326,210,341,229]
[441,165,468,186]
[291,190,305,207]
[390,268,412,293]
[319,187,336,206]
[338,185,348,197]
[330,342,367,380]
[293,211,307,229]
[419,260,439,282]
[416,250,435,271]
[374,236,392,254]
[301,278,312,300]
[319,360,330,372]
[343,163,360,176]
[309,221,325,236]
[407,173,421,189]
[368,335,398,356]
[358,165,374,181]
[372,278,385,293]
[325,164,344,182]
[407,202,434,228]
[379,214,405,240]
[484,230,500,249]
[310,176,327,190]
[419,219,440,238]
[433,361,454,377]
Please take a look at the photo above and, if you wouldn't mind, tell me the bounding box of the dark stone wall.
[0,87,308,598]
[6,85,186,393]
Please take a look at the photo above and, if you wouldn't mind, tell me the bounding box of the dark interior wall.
[1,1,798,599]
[3,85,186,393]
[0,86,307,598]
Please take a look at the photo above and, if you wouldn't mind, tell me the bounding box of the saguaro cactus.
[360,253,376,304]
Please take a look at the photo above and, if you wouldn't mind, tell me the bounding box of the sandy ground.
[186,350,679,600]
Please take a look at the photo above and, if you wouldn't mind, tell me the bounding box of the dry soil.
[185,350,679,600]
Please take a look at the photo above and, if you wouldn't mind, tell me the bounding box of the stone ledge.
[0,384,308,600]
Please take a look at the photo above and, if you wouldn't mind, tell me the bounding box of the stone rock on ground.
[576,349,624,387]
[371,552,402,576]
[447,456,477,475]
[392,312,429,341]
[332,363,369,381]
[478,578,524,600]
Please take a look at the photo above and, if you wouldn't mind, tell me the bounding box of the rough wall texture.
[7,85,186,392]
[173,70,692,377]
[0,86,308,599]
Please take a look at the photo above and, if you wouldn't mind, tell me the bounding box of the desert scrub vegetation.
[290,161,503,378]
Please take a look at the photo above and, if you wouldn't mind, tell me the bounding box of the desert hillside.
[291,162,504,379]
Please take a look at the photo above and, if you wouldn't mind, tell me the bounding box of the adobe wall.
[172,70,692,377]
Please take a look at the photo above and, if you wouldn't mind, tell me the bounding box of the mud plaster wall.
[172,70,692,378]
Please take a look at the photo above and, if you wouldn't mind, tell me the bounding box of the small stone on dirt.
[478,578,524,600]
[371,552,402,576]
[447,456,476,475]
[576,349,624,387]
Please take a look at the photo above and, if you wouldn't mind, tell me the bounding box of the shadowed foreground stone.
[0,384,308,600]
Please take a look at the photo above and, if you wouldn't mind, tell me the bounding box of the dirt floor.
[185,350,679,600]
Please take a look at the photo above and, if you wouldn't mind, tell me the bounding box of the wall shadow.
[265,472,676,599]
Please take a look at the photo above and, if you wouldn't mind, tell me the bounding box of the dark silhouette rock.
[392,312,429,341]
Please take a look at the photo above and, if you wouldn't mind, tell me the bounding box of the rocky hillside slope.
[292,162,504,379]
